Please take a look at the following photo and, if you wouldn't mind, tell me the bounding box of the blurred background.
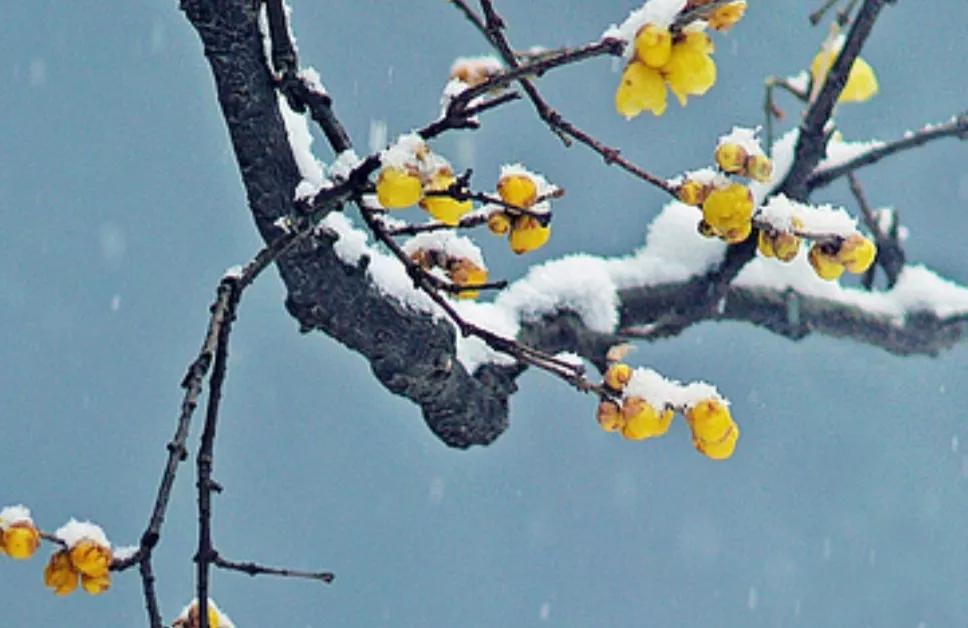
[1,1,966,626]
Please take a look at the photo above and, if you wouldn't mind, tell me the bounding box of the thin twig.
[671,0,740,33]
[809,0,841,25]
[385,213,491,237]
[807,112,968,190]
[455,0,676,197]
[214,555,335,584]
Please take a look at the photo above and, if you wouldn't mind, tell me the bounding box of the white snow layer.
[54,519,111,549]
[717,126,766,157]
[0,505,32,527]
[757,194,857,236]
[625,368,723,408]
[402,231,485,267]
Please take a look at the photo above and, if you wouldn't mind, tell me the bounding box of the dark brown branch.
[672,0,741,33]
[266,0,352,153]
[385,213,490,237]
[779,0,889,201]
[194,274,240,628]
[807,112,968,190]
[214,555,335,584]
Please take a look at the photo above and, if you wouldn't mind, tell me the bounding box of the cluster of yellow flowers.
[596,364,739,460]
[1,506,114,597]
[486,168,553,255]
[677,134,772,244]
[44,536,113,596]
[376,138,472,226]
[807,234,877,280]
[409,247,489,300]
[614,1,746,119]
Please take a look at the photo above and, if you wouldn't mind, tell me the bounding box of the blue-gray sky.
[1,1,966,626]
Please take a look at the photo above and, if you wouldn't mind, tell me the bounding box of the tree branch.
[214,555,334,584]
[807,112,968,190]
[779,0,889,201]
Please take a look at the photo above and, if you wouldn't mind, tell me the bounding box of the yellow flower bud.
[2,522,40,560]
[772,232,801,262]
[509,215,551,254]
[497,174,538,209]
[596,400,625,433]
[838,234,877,274]
[757,230,776,258]
[487,211,512,235]
[685,399,739,460]
[634,24,672,68]
[81,573,111,596]
[715,143,748,174]
[701,184,753,238]
[376,167,423,209]
[448,258,488,301]
[615,60,667,119]
[177,602,222,628]
[745,154,773,183]
[420,172,472,225]
[44,550,80,596]
[677,179,708,206]
[663,32,717,106]
[604,363,632,391]
[708,1,747,31]
[69,539,113,579]
[809,243,846,281]
[621,398,673,441]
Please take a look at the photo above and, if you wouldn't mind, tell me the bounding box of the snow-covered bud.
[715,142,748,174]
[497,173,538,209]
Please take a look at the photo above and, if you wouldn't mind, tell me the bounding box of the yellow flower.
[810,45,878,104]
[758,230,801,262]
[634,24,672,68]
[497,173,538,209]
[701,183,754,241]
[447,258,488,300]
[69,539,113,579]
[685,399,739,460]
[615,60,667,119]
[621,397,674,441]
[376,167,423,209]
[708,1,747,32]
[175,602,223,628]
[838,234,877,274]
[715,142,748,174]
[808,243,846,280]
[44,550,80,596]
[2,522,40,560]
[663,32,717,106]
[508,215,551,254]
[420,172,472,225]
[677,179,708,206]
[604,363,632,391]
[745,154,773,183]
[487,211,511,235]
[81,573,111,596]
[596,400,625,433]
